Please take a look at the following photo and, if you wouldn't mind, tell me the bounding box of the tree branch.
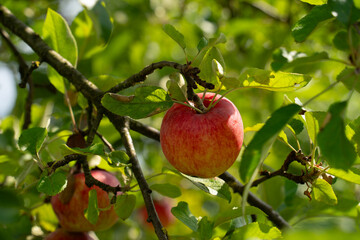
[107,61,184,93]
[111,115,168,240]
[219,172,291,230]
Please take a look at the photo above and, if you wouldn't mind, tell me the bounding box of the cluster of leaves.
[1,0,360,240]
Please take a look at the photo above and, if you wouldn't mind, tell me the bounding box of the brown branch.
[47,154,83,171]
[219,172,291,229]
[107,61,184,93]
[110,115,168,240]
[251,150,315,188]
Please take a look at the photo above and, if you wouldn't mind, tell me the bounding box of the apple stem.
[172,100,203,113]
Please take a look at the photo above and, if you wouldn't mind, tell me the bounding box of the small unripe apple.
[137,199,175,228]
[51,170,120,232]
[160,93,244,178]
[45,228,94,240]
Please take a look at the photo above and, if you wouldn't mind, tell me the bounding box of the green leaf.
[193,33,226,67]
[0,188,23,224]
[301,0,328,4]
[238,68,311,91]
[43,8,78,93]
[150,183,182,198]
[18,127,47,155]
[271,48,329,71]
[197,37,208,52]
[327,167,360,184]
[91,1,113,44]
[305,111,320,146]
[328,0,360,26]
[312,178,338,205]
[348,116,360,157]
[180,174,231,202]
[337,67,360,93]
[291,5,333,42]
[115,194,136,221]
[37,171,67,196]
[171,201,198,231]
[84,189,99,225]
[102,86,174,119]
[214,206,266,227]
[240,104,301,182]
[289,119,304,135]
[162,24,186,49]
[198,47,226,90]
[318,101,357,170]
[166,73,187,102]
[356,0,360,8]
[232,222,282,239]
[107,150,130,167]
[63,143,105,156]
[300,0,328,5]
[198,216,214,240]
[89,75,124,91]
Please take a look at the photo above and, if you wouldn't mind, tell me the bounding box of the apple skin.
[160,93,244,178]
[45,228,94,240]
[137,199,175,228]
[51,170,120,232]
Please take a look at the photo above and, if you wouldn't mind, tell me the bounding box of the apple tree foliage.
[1,0,360,239]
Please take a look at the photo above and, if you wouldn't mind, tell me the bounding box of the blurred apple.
[137,199,175,228]
[51,170,120,232]
[160,92,244,178]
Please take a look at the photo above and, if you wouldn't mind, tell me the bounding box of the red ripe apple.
[45,228,94,240]
[137,199,175,228]
[51,170,120,232]
[160,93,244,178]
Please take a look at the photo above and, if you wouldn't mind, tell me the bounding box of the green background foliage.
[1,0,360,239]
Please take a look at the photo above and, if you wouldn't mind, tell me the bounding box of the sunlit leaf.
[193,33,226,67]
[180,174,231,202]
[327,167,360,185]
[115,194,136,221]
[162,24,186,49]
[171,201,198,231]
[238,68,311,91]
[232,222,282,239]
[150,183,182,198]
[240,104,301,182]
[18,127,47,155]
[305,111,320,146]
[84,189,99,224]
[312,178,338,205]
[43,8,78,93]
[300,0,327,5]
[102,86,174,119]
[63,143,105,156]
[291,5,333,42]
[318,101,357,170]
[37,171,67,196]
